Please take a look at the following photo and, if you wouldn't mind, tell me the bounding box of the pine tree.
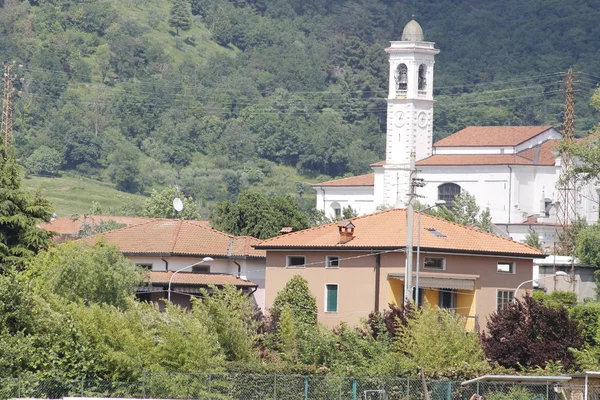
[169,0,193,36]
[0,145,53,269]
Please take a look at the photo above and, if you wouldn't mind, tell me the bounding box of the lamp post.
[167,256,214,302]
[513,270,568,303]
[415,200,446,307]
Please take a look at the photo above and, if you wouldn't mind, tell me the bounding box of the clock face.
[394,111,405,127]
[418,111,428,128]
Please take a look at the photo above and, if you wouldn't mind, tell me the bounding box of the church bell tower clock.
[381,18,439,206]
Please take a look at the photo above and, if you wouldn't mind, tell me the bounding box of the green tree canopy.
[26,240,146,309]
[210,191,309,239]
[0,146,53,269]
[169,0,193,35]
[271,275,318,328]
[140,185,202,220]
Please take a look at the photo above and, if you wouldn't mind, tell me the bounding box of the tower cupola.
[401,19,424,41]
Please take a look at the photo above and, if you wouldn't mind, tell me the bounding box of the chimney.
[338,220,355,244]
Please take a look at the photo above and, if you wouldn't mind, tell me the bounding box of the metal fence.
[0,373,597,400]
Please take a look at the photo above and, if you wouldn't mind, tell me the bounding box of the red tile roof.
[312,173,374,187]
[149,271,257,287]
[434,126,553,147]
[516,139,559,166]
[40,215,160,236]
[418,140,558,166]
[417,154,534,166]
[256,209,544,258]
[80,219,265,258]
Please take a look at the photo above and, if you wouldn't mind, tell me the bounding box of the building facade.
[256,209,545,329]
[313,19,599,246]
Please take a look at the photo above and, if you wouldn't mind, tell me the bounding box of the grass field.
[23,174,146,218]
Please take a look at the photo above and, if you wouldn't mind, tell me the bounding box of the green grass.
[23,174,146,218]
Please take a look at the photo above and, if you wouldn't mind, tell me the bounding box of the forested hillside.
[1,0,599,214]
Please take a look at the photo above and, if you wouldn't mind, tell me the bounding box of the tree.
[140,185,202,220]
[25,146,63,176]
[192,285,261,362]
[271,275,318,328]
[395,304,490,379]
[0,146,53,269]
[429,191,491,231]
[524,228,543,251]
[210,191,309,239]
[576,223,600,267]
[26,240,146,309]
[168,0,192,35]
[107,142,143,193]
[481,295,584,371]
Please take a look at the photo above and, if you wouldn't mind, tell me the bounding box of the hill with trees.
[1,0,599,215]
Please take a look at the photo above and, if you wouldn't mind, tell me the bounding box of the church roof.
[255,209,544,258]
[434,126,553,147]
[401,19,424,41]
[418,139,558,166]
[312,173,374,187]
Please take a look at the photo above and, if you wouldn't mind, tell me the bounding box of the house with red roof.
[255,209,546,329]
[313,19,599,247]
[80,219,266,310]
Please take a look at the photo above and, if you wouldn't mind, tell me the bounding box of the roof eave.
[255,245,544,258]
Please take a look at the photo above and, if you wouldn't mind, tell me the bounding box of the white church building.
[313,19,599,247]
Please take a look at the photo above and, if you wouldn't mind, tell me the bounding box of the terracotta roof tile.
[149,271,257,287]
[434,126,553,147]
[417,154,534,166]
[313,173,374,187]
[40,215,161,236]
[516,139,558,166]
[80,219,265,258]
[255,209,544,257]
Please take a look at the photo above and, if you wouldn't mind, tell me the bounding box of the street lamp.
[415,200,446,307]
[513,270,568,303]
[167,256,214,302]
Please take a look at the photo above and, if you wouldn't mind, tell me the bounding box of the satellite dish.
[173,197,184,212]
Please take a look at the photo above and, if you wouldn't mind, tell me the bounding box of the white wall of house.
[315,186,376,220]
[127,255,266,311]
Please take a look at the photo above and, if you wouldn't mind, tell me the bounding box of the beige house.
[255,209,545,329]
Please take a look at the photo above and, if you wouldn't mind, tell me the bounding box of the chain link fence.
[0,373,596,399]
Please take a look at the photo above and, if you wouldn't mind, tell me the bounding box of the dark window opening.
[287,256,306,268]
[438,183,461,209]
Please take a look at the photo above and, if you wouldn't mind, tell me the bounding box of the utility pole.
[555,68,579,288]
[1,62,22,148]
[404,151,416,307]
[1,63,14,148]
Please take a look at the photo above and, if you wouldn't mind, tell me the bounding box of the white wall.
[316,186,376,219]
[127,255,266,311]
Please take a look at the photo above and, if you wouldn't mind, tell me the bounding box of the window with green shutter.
[326,284,338,313]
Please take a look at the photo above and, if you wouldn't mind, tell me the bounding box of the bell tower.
[381,19,439,206]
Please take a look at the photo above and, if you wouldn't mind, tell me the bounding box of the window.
[325,284,338,312]
[439,289,457,310]
[331,202,342,218]
[497,261,515,274]
[287,256,306,268]
[135,263,153,270]
[497,290,514,310]
[395,64,408,91]
[326,256,340,268]
[424,257,445,270]
[418,64,427,90]
[438,183,461,209]
[192,264,210,273]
